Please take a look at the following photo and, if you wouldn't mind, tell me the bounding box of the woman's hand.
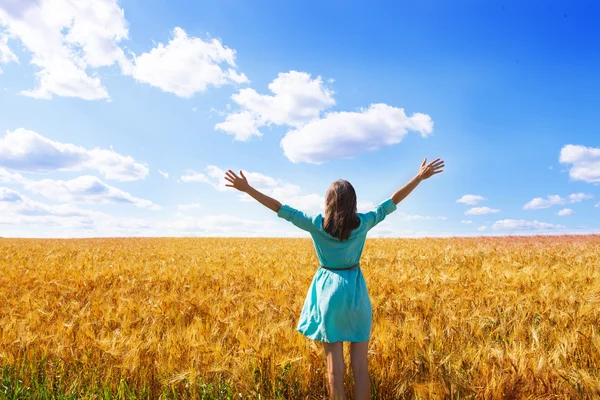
[224,169,282,212]
[224,170,251,192]
[418,158,445,180]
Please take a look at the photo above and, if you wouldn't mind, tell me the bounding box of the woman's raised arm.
[224,170,282,213]
[391,158,444,205]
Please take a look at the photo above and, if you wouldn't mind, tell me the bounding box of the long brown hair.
[323,180,360,241]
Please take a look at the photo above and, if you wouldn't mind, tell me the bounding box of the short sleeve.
[277,204,317,233]
[361,198,397,231]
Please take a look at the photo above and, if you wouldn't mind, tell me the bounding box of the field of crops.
[1,236,600,399]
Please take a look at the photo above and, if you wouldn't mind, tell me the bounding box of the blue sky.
[0,0,599,237]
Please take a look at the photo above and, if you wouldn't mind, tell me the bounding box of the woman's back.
[277,198,397,268]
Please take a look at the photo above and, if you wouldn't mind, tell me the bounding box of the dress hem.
[297,328,370,343]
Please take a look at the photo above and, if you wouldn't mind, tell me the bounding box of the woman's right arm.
[391,158,444,205]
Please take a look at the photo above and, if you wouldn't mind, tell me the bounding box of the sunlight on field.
[1,236,600,399]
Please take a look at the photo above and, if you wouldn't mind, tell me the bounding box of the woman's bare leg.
[322,341,347,400]
[350,340,370,400]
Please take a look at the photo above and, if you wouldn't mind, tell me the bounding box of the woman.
[224,157,445,400]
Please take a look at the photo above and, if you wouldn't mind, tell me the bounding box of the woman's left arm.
[224,170,282,213]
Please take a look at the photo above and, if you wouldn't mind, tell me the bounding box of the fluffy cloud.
[127,27,248,98]
[491,219,565,230]
[523,193,593,210]
[0,169,160,209]
[216,70,433,163]
[557,208,575,216]
[477,226,488,232]
[25,175,161,209]
[0,3,246,100]
[158,170,169,179]
[214,110,262,141]
[559,144,600,184]
[461,220,472,224]
[281,104,433,164]
[0,186,152,235]
[0,187,88,219]
[357,201,375,213]
[180,166,228,189]
[0,187,22,202]
[0,128,148,181]
[0,33,18,71]
[523,195,565,210]
[568,193,594,203]
[0,0,129,100]
[216,71,335,141]
[464,207,500,215]
[456,194,485,205]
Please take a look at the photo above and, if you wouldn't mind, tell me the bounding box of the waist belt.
[320,263,359,271]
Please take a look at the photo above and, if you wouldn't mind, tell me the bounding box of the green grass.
[0,355,315,399]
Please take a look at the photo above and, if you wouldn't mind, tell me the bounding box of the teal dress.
[277,198,397,343]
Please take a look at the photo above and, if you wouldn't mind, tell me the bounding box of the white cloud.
[465,207,500,215]
[180,170,211,184]
[559,144,600,184]
[24,175,161,209]
[0,0,129,100]
[399,213,447,221]
[127,27,248,98]
[557,208,575,216]
[491,219,565,230]
[456,195,485,205]
[281,103,434,164]
[477,225,487,231]
[158,169,169,179]
[0,187,22,202]
[357,201,375,213]
[523,195,565,210]
[0,168,23,183]
[0,186,154,236]
[461,220,472,224]
[216,71,334,141]
[217,70,433,163]
[232,71,334,126]
[0,4,246,100]
[595,202,599,208]
[0,128,148,181]
[0,33,18,65]
[215,110,262,141]
[178,203,200,211]
[180,166,233,190]
[0,186,87,218]
[523,193,593,210]
[568,193,593,203]
[182,166,278,191]
[0,169,159,209]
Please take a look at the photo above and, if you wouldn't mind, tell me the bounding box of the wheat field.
[1,236,600,399]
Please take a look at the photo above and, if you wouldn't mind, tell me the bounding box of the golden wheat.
[1,236,599,399]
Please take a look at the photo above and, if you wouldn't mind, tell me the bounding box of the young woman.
[224,157,444,400]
